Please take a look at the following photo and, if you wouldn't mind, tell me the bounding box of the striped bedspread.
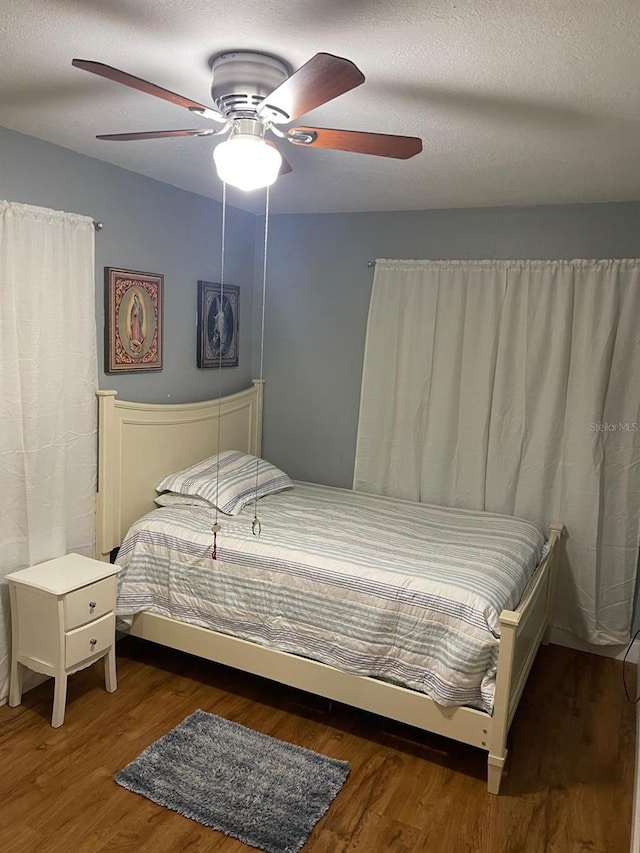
[115,482,545,713]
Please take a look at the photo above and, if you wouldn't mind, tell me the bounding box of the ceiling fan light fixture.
[74,53,423,185]
[213,133,282,192]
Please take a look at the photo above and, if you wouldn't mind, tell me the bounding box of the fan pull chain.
[212,182,227,560]
[212,522,221,560]
[252,185,270,537]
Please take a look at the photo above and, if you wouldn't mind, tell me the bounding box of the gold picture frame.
[105,267,163,373]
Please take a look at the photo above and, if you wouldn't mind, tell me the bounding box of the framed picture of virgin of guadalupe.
[105,268,163,372]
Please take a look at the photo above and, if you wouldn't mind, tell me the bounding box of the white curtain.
[354,259,640,645]
[0,202,97,703]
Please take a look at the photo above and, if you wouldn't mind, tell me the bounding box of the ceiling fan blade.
[266,141,293,175]
[72,59,227,124]
[96,129,218,141]
[287,126,423,159]
[257,53,364,124]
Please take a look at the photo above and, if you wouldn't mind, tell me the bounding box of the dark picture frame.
[105,267,163,373]
[197,281,239,368]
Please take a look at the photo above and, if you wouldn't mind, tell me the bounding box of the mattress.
[115,482,545,713]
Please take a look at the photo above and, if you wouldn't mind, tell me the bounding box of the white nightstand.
[7,553,121,728]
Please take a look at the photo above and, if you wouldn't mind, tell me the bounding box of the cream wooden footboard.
[96,382,564,794]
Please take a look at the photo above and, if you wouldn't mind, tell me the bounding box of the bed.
[96,380,564,794]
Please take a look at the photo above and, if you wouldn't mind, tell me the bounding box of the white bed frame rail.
[96,382,564,794]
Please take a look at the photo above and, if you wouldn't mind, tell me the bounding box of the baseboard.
[548,626,638,664]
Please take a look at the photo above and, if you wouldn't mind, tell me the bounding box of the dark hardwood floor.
[0,638,635,852]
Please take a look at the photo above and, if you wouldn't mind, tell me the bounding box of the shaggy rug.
[115,709,350,853]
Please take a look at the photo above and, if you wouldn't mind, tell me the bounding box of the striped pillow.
[155,450,292,516]
[154,493,214,509]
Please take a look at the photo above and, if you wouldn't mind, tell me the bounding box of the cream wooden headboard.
[95,380,263,561]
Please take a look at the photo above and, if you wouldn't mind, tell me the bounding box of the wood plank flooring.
[0,638,635,853]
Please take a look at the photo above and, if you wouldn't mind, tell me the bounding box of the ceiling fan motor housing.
[211,51,291,121]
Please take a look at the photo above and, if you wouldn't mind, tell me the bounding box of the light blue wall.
[3,124,639,488]
[257,203,640,487]
[0,126,256,403]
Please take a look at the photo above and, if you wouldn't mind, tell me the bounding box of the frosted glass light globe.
[213,135,282,192]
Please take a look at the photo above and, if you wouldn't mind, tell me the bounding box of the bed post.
[252,379,264,457]
[487,522,565,793]
[487,609,518,794]
[543,522,565,644]
[95,390,119,562]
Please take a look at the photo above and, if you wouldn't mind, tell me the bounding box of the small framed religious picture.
[104,267,163,373]
[197,281,239,368]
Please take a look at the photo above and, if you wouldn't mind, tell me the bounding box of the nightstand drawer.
[65,613,115,668]
[64,576,117,629]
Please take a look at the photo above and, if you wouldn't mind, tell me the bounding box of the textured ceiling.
[1,0,639,215]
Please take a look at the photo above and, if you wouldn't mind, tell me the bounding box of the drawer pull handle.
[89,601,97,609]
[90,638,97,646]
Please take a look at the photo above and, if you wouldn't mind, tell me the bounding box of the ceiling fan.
[72,51,423,191]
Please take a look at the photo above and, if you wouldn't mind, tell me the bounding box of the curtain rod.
[93,220,103,231]
[367,260,376,268]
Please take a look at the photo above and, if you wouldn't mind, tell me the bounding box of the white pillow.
[155,450,292,516]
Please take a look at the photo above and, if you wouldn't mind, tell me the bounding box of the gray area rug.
[115,709,349,853]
